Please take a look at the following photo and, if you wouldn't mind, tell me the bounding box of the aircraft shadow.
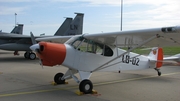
[0,51,13,54]
[0,56,38,63]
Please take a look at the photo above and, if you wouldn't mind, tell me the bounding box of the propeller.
[30,32,44,69]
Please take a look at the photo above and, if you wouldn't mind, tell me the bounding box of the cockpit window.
[70,36,113,57]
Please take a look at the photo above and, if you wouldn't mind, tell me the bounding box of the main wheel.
[54,73,65,84]
[29,53,36,60]
[24,52,29,59]
[79,79,93,94]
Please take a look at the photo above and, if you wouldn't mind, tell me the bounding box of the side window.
[72,40,82,49]
[71,36,84,49]
[95,45,103,55]
[71,37,113,56]
[103,46,113,56]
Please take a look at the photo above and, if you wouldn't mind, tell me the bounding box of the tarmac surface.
[0,50,180,101]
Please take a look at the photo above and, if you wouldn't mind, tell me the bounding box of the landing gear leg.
[14,51,19,55]
[154,68,161,76]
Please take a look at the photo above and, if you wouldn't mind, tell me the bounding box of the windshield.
[67,36,113,56]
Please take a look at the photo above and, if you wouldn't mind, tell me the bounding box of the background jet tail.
[63,13,84,36]
[11,24,23,34]
[54,18,73,36]
[148,47,164,68]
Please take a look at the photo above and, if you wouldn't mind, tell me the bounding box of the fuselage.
[32,36,155,72]
[62,44,153,72]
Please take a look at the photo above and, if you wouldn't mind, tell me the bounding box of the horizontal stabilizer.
[164,54,180,62]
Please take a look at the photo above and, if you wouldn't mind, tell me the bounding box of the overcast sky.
[0,0,180,35]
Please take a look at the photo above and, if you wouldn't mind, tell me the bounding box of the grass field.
[78,46,180,55]
[123,47,180,55]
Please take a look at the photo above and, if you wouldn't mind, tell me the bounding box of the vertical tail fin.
[148,47,164,68]
[11,24,23,34]
[54,18,73,36]
[63,13,84,36]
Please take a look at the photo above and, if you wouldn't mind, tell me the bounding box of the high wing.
[36,26,180,47]
[82,26,180,47]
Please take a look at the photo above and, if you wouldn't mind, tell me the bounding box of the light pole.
[120,0,123,31]
[15,13,17,26]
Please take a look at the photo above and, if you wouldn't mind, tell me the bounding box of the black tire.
[79,79,93,94]
[54,73,65,84]
[24,52,29,59]
[29,53,36,60]
[158,72,161,76]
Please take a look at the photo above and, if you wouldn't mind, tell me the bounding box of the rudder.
[148,47,164,68]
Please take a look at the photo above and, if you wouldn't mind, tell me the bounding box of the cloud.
[0,6,28,15]
[49,0,180,6]
[125,0,180,6]
[1,0,179,34]
[0,0,38,2]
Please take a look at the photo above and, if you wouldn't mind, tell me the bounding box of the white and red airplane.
[30,26,180,94]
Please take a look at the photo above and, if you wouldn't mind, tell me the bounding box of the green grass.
[122,47,180,55]
[162,47,180,55]
[79,46,180,55]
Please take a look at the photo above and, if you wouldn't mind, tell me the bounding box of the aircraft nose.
[34,42,66,66]
[30,44,39,51]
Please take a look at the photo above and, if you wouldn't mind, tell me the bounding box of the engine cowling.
[37,42,66,66]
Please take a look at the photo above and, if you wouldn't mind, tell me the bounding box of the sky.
[0,0,180,36]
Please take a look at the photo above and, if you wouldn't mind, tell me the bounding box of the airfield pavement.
[0,50,180,101]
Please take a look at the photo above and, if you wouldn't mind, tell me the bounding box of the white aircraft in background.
[30,26,180,94]
[0,13,84,59]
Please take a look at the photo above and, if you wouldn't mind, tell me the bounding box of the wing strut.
[92,34,160,72]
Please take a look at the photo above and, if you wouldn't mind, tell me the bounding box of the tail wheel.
[29,53,36,60]
[154,68,161,76]
[158,71,161,76]
[54,73,65,84]
[79,79,93,94]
